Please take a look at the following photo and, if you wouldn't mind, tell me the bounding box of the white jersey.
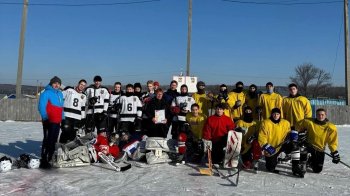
[171,95,195,122]
[109,91,123,119]
[118,94,142,122]
[62,87,87,120]
[85,85,110,115]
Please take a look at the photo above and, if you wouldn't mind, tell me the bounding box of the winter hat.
[220,84,227,88]
[266,82,273,87]
[49,76,61,85]
[134,82,142,89]
[93,75,102,82]
[271,108,281,114]
[249,84,257,89]
[153,81,160,87]
[235,81,244,87]
[181,84,188,89]
[197,81,205,87]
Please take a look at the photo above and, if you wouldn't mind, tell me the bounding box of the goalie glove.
[202,139,212,152]
[262,143,276,156]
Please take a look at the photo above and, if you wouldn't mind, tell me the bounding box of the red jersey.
[202,115,235,142]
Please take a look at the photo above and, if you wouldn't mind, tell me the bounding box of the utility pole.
[16,0,29,99]
[186,0,192,76]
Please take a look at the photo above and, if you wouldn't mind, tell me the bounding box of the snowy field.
[0,121,349,196]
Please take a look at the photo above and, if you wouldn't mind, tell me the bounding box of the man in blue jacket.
[38,76,64,169]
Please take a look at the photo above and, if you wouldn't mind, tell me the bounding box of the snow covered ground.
[0,121,349,196]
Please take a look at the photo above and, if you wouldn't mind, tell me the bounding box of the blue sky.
[0,0,346,87]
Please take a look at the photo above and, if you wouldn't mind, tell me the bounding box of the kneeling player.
[296,108,340,173]
[258,108,305,177]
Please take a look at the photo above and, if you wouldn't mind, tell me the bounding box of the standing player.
[117,84,143,137]
[170,84,195,139]
[227,81,246,122]
[258,82,283,120]
[282,83,312,127]
[108,82,123,134]
[59,79,87,143]
[192,81,210,116]
[85,75,110,134]
[38,76,64,168]
[245,84,260,120]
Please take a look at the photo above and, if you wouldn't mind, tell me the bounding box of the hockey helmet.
[28,159,40,169]
[0,156,12,172]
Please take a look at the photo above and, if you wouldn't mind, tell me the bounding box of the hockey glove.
[171,106,181,114]
[290,130,298,143]
[234,100,242,109]
[331,150,340,164]
[88,97,98,106]
[235,127,247,135]
[298,131,307,143]
[262,143,276,155]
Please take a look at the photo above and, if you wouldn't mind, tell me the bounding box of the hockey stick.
[199,147,213,176]
[325,152,350,169]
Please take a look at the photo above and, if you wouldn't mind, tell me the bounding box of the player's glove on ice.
[262,143,276,155]
[331,150,340,164]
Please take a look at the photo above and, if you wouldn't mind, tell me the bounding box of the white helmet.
[88,145,98,163]
[0,160,12,172]
[28,158,40,169]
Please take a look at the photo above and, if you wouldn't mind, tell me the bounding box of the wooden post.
[16,0,29,99]
[186,0,192,76]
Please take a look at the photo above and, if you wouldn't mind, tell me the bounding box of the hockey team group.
[0,75,342,180]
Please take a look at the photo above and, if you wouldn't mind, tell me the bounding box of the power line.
[222,0,342,5]
[0,0,160,6]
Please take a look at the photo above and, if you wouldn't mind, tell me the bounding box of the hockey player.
[117,84,143,137]
[227,81,246,122]
[145,88,170,138]
[236,106,261,169]
[134,82,143,101]
[85,75,110,134]
[258,82,283,120]
[215,84,230,117]
[164,80,179,105]
[186,103,207,162]
[296,108,340,173]
[192,81,210,116]
[93,131,120,161]
[258,108,304,176]
[202,103,235,164]
[141,80,156,134]
[170,84,195,139]
[282,83,312,127]
[245,84,261,120]
[38,76,64,168]
[108,82,123,134]
[59,79,87,144]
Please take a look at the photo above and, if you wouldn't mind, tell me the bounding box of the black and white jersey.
[109,91,123,119]
[117,94,142,122]
[171,95,195,122]
[85,85,110,115]
[62,87,86,120]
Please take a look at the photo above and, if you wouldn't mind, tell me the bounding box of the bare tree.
[289,63,332,97]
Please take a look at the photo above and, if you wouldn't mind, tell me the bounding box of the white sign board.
[172,76,198,93]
